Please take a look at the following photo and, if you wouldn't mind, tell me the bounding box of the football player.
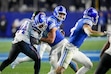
[95,31,111,74]
[11,6,78,73]
[56,7,106,74]
[0,12,47,74]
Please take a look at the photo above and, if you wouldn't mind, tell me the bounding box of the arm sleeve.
[83,19,93,27]
[47,19,56,30]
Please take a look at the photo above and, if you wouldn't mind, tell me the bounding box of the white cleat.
[47,70,56,74]
[11,58,20,69]
[0,71,1,73]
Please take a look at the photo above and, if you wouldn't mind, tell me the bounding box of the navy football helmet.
[83,7,99,25]
[53,5,67,21]
[34,12,47,31]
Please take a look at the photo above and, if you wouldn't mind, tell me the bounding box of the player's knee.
[50,59,54,64]
[85,61,93,69]
[50,57,57,64]
[34,56,41,63]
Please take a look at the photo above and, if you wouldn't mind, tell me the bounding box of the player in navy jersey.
[0,12,47,74]
[56,7,107,74]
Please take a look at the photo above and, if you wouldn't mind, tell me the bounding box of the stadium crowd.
[0,0,111,12]
[0,0,111,38]
[0,0,111,74]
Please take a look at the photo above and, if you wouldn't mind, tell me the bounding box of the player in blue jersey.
[47,5,78,73]
[0,12,47,74]
[10,6,78,73]
[40,5,78,74]
[55,7,106,74]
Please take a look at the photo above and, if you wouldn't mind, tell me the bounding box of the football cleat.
[11,58,20,69]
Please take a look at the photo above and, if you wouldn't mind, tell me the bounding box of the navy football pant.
[95,53,111,74]
[0,41,40,74]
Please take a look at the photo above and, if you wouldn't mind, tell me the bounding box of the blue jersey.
[43,15,62,37]
[48,15,62,28]
[69,18,93,48]
[45,15,64,47]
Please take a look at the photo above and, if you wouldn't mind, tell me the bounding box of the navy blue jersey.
[69,18,93,48]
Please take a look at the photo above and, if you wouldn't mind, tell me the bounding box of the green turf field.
[0,62,111,74]
[0,37,111,74]
[0,37,107,52]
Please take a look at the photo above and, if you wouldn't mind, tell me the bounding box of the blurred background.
[0,1,111,73]
[0,0,111,38]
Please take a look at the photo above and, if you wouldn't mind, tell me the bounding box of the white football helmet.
[83,7,99,25]
[53,5,67,21]
[34,12,47,31]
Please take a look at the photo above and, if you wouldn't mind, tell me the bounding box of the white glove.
[104,31,111,37]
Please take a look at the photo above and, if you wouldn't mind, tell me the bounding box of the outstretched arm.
[83,24,105,37]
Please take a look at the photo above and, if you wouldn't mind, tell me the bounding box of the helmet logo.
[34,12,47,31]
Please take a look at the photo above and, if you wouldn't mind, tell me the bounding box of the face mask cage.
[36,22,47,31]
[57,12,66,21]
